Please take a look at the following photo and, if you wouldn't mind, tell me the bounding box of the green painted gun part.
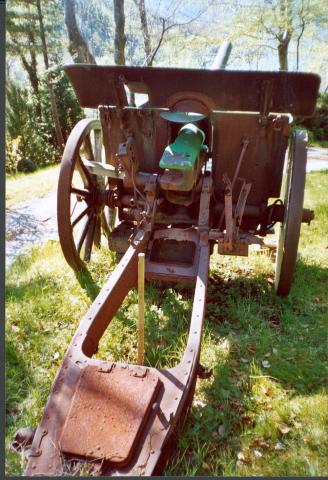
[159,123,206,171]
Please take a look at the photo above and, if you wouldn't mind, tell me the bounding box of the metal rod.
[218,139,249,229]
[137,253,145,364]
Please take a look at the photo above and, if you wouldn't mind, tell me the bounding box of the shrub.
[299,92,328,142]
[5,134,22,174]
[17,158,37,173]
[6,81,61,169]
[39,68,83,144]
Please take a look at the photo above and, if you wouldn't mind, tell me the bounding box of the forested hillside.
[6,0,328,174]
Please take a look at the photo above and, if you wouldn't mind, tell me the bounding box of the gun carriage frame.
[24,60,320,476]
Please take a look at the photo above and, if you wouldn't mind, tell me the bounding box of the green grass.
[6,164,60,208]
[5,171,328,476]
[309,139,328,148]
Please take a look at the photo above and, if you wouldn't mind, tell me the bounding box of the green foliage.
[6,82,32,139]
[300,93,328,142]
[6,70,83,173]
[17,158,37,173]
[39,68,83,143]
[5,134,22,174]
[6,80,60,172]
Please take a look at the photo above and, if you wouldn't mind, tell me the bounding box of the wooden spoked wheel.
[274,130,307,296]
[57,119,116,271]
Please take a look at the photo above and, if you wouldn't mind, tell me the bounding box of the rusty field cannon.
[24,44,320,476]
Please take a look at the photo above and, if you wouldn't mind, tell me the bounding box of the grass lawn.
[5,171,328,476]
[6,164,60,209]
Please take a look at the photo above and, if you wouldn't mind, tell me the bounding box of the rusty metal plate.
[217,242,248,256]
[59,364,159,465]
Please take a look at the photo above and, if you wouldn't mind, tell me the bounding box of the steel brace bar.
[25,180,213,477]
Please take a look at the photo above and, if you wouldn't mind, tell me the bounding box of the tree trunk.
[278,41,289,71]
[20,38,42,119]
[134,0,152,65]
[36,0,64,152]
[113,0,126,65]
[20,55,39,97]
[277,0,292,71]
[64,0,96,64]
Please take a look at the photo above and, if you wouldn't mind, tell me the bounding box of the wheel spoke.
[71,198,78,218]
[101,210,110,238]
[76,154,95,189]
[83,214,97,262]
[71,186,92,198]
[72,205,92,228]
[83,135,95,162]
[77,212,94,254]
[94,130,102,163]
[93,214,102,248]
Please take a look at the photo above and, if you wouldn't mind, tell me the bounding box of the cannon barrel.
[210,40,232,70]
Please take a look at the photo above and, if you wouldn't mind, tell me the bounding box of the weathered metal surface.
[59,365,160,465]
[212,112,289,210]
[146,228,200,283]
[26,47,320,477]
[25,221,211,476]
[99,106,168,174]
[64,64,320,116]
[275,130,307,296]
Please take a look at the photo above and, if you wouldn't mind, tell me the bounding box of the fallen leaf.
[247,344,256,353]
[202,462,210,470]
[262,360,271,368]
[278,425,291,435]
[274,442,286,451]
[251,438,270,449]
[241,415,254,425]
[53,352,60,361]
[264,352,271,357]
[11,325,20,333]
[230,359,238,366]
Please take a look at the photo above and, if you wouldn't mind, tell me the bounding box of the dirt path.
[307,147,328,171]
[6,191,58,269]
[5,148,328,269]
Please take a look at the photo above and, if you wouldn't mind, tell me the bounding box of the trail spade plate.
[59,364,160,465]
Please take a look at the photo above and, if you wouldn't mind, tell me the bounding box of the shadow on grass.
[75,269,101,301]
[166,258,328,475]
